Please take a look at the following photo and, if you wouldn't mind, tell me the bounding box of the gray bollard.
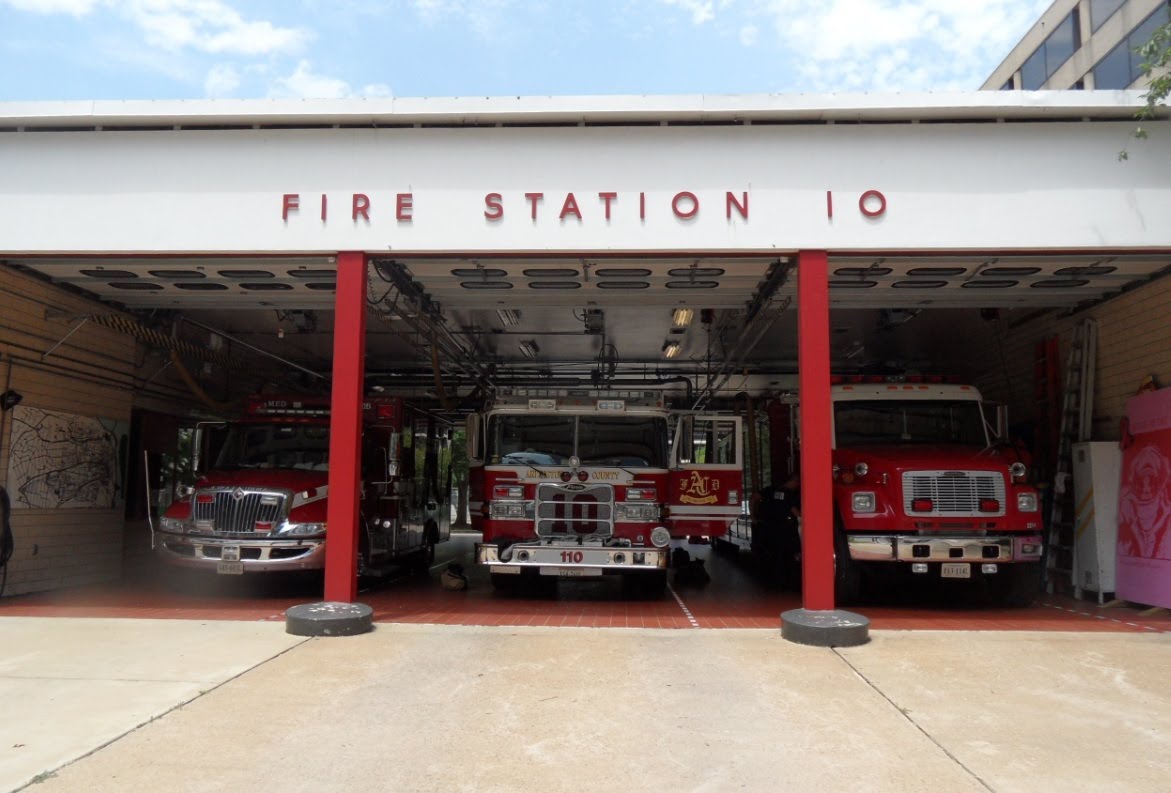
[780,608,870,647]
[286,602,374,637]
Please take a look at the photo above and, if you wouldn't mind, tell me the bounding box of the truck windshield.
[214,422,331,470]
[487,414,668,468]
[833,400,988,447]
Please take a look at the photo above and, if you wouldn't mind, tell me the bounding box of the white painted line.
[667,582,700,628]
[1040,601,1169,634]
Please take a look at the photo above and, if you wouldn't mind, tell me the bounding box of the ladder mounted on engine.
[1044,318,1097,593]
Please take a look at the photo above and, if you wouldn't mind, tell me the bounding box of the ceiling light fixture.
[519,339,540,359]
[671,307,694,328]
[497,308,520,327]
[662,341,681,359]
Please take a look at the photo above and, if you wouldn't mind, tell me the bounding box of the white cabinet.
[1071,442,1122,602]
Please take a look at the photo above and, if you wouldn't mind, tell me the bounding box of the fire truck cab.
[156,395,450,577]
[741,377,1044,605]
[471,391,742,594]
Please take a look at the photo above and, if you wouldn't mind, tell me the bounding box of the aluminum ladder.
[1045,318,1097,593]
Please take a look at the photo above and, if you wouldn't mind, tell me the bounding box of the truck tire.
[491,572,523,592]
[990,561,1042,607]
[833,518,862,605]
[357,531,373,583]
[410,525,438,575]
[623,569,667,600]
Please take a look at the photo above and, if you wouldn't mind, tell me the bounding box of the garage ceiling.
[13,253,1168,311]
[7,252,1169,392]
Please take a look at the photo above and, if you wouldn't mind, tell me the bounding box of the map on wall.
[5,406,129,509]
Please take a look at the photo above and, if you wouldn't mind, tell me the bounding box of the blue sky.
[0,0,1051,101]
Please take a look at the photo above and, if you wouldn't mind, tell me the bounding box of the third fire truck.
[470,392,743,595]
[743,377,1044,605]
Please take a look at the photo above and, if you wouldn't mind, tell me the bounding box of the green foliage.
[449,428,468,480]
[1123,15,1171,159]
[1136,18,1171,139]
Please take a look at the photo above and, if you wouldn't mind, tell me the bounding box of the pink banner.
[1117,388,1171,609]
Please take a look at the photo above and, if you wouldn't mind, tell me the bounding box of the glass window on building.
[1020,10,1081,88]
[1046,13,1080,75]
[1093,43,1131,88]
[1092,3,1171,89]
[1021,47,1047,89]
[1090,0,1126,32]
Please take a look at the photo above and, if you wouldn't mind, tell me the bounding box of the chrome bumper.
[476,542,668,573]
[847,534,1044,563]
[156,532,327,572]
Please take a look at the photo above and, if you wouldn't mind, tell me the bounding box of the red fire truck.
[156,395,450,577]
[735,377,1044,605]
[470,391,743,595]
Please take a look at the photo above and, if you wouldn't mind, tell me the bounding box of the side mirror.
[678,415,695,464]
[995,404,1009,442]
[193,422,227,476]
[466,414,482,462]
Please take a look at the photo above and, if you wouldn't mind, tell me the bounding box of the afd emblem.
[679,471,721,505]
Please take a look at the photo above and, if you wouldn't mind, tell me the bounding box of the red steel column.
[798,249,835,611]
[324,251,368,603]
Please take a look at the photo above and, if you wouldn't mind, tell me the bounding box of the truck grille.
[535,483,614,537]
[901,471,1006,516]
[192,488,288,533]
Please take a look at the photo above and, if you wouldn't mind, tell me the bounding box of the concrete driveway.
[3,619,1169,792]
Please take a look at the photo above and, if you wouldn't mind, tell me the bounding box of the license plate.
[221,545,241,562]
[941,562,970,579]
[217,562,244,575]
[540,566,603,577]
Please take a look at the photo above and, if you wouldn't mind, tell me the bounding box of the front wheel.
[623,569,667,600]
[833,519,862,605]
[989,562,1043,607]
[491,572,523,592]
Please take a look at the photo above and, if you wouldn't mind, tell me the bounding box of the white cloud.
[739,24,758,46]
[409,0,519,40]
[658,0,716,25]
[268,60,391,99]
[204,63,239,97]
[0,0,99,15]
[122,0,310,56]
[1,0,310,56]
[749,0,1052,90]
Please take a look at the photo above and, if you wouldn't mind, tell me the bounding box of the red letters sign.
[279,189,888,224]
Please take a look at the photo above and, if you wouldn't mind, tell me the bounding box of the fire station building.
[0,92,1169,628]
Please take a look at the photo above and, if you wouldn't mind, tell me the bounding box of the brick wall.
[934,275,1171,443]
[0,265,141,596]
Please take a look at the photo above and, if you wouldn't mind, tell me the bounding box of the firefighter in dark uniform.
[752,472,802,588]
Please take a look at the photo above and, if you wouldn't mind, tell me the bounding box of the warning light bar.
[246,396,330,417]
[830,374,962,385]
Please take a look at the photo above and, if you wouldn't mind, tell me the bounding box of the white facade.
[0,93,1168,255]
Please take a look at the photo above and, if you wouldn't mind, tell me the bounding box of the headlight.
[1017,492,1038,513]
[176,485,195,498]
[650,526,671,548]
[852,491,876,513]
[489,502,529,519]
[159,517,187,533]
[617,503,659,521]
[280,522,327,536]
